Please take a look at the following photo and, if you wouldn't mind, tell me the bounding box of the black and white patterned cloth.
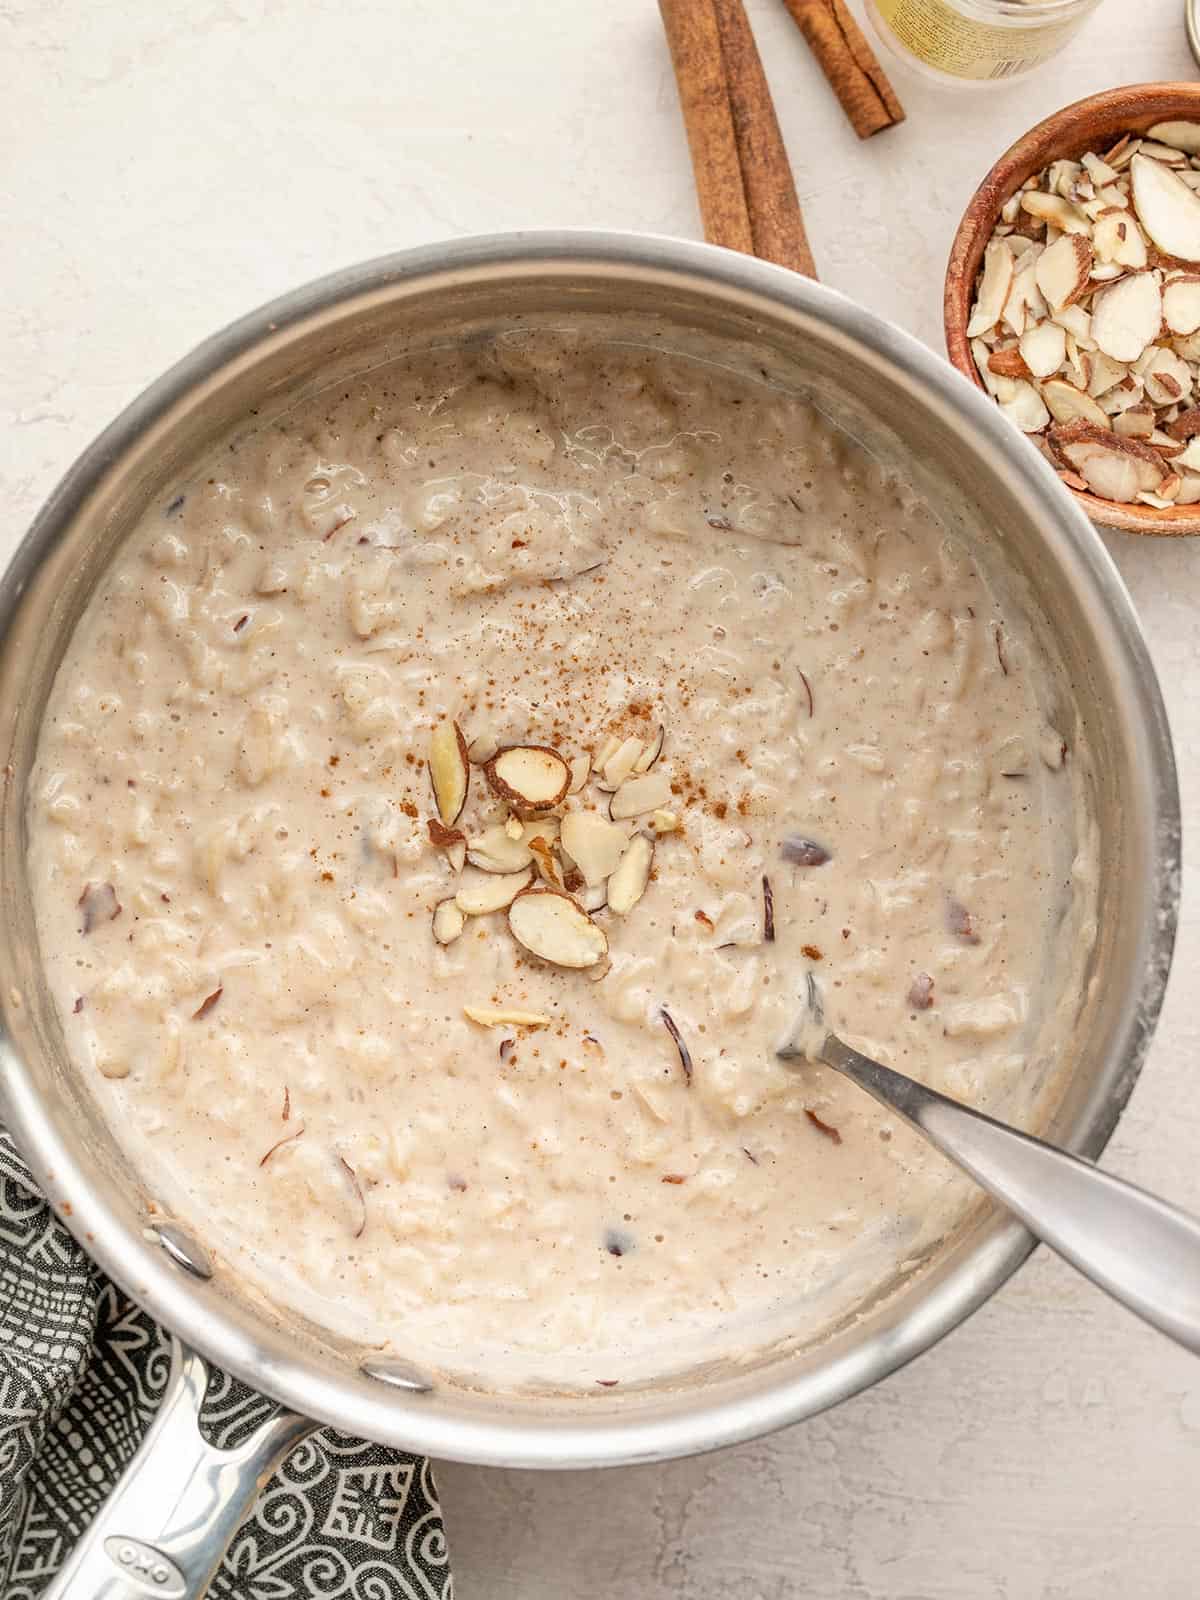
[0,1131,452,1599]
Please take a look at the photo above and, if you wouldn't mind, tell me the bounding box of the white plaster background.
[2,1,1198,1595]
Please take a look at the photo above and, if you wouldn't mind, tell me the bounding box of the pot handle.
[43,1336,317,1600]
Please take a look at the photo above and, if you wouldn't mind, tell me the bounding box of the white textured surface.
[3,2,1199,1595]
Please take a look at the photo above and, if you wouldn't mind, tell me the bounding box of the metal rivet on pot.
[154,1223,213,1280]
[361,1357,435,1394]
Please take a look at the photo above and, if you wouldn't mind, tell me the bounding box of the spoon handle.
[819,1033,1200,1355]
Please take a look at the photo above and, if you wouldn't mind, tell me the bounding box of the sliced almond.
[455,867,533,916]
[508,887,608,969]
[464,1004,550,1028]
[967,239,1015,338]
[1176,436,1200,471]
[1147,429,1185,456]
[1062,333,1091,391]
[1089,262,1126,283]
[527,832,563,888]
[1082,152,1120,187]
[1147,121,1200,156]
[988,345,1032,379]
[1020,191,1090,235]
[1166,405,1200,440]
[1001,255,1047,337]
[593,734,621,771]
[1173,329,1200,360]
[1103,134,1136,170]
[578,882,609,912]
[1094,183,1130,210]
[433,899,465,945]
[607,834,654,916]
[597,735,644,791]
[560,810,630,887]
[633,724,665,773]
[1137,140,1190,167]
[1143,347,1194,408]
[1049,421,1166,502]
[504,815,525,840]
[1174,470,1200,502]
[485,746,570,815]
[609,770,675,820]
[1051,303,1094,346]
[1114,405,1155,438]
[1098,377,1147,417]
[649,808,680,834]
[1041,378,1112,430]
[1092,211,1148,269]
[567,752,591,793]
[997,379,1050,433]
[429,721,469,827]
[1034,233,1092,311]
[1018,321,1065,378]
[1163,274,1200,334]
[973,337,1017,400]
[468,819,558,874]
[1091,271,1162,362]
[1086,351,1129,398]
[447,839,467,875]
[1131,154,1200,262]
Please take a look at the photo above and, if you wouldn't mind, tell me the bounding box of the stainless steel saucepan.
[0,233,1179,1597]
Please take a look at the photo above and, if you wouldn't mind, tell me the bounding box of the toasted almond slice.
[455,867,533,915]
[967,239,1016,338]
[433,899,466,945]
[607,835,654,916]
[485,746,570,814]
[527,832,563,888]
[1131,154,1200,262]
[447,839,466,874]
[1086,351,1129,397]
[1114,404,1155,438]
[561,810,630,887]
[464,1005,551,1028]
[1020,191,1090,235]
[1103,134,1135,169]
[1143,347,1194,407]
[1048,158,1083,199]
[1163,274,1200,334]
[1093,211,1148,269]
[1148,121,1200,155]
[1018,321,1065,378]
[579,882,609,912]
[567,752,591,793]
[1034,233,1092,311]
[997,379,1050,433]
[1175,470,1200,501]
[508,887,608,969]
[609,770,675,820]
[989,345,1032,379]
[1176,436,1200,470]
[1091,270,1162,362]
[1138,140,1190,166]
[1098,378,1147,417]
[650,809,680,834]
[1173,329,1200,360]
[1094,183,1130,210]
[1001,194,1021,224]
[1166,405,1200,440]
[1041,377,1112,430]
[429,721,470,827]
[1090,263,1126,283]
[1082,152,1120,187]
[1049,421,1166,502]
[597,735,644,791]
[633,724,665,773]
[1051,303,1094,346]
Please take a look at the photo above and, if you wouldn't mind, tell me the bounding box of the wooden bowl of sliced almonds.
[945,84,1200,536]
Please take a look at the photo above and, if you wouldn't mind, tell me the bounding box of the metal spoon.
[778,1013,1200,1356]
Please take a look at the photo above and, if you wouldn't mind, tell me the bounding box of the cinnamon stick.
[712,0,817,277]
[780,0,905,140]
[658,0,754,256]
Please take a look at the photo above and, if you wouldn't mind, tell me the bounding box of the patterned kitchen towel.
[0,1131,452,1599]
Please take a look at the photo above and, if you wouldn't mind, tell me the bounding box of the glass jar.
[865,0,1106,87]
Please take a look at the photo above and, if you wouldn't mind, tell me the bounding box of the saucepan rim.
[0,230,1180,1467]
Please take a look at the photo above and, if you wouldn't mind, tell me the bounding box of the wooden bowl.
[945,83,1200,537]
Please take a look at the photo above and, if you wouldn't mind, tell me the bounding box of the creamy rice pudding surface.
[29,327,1094,1386]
